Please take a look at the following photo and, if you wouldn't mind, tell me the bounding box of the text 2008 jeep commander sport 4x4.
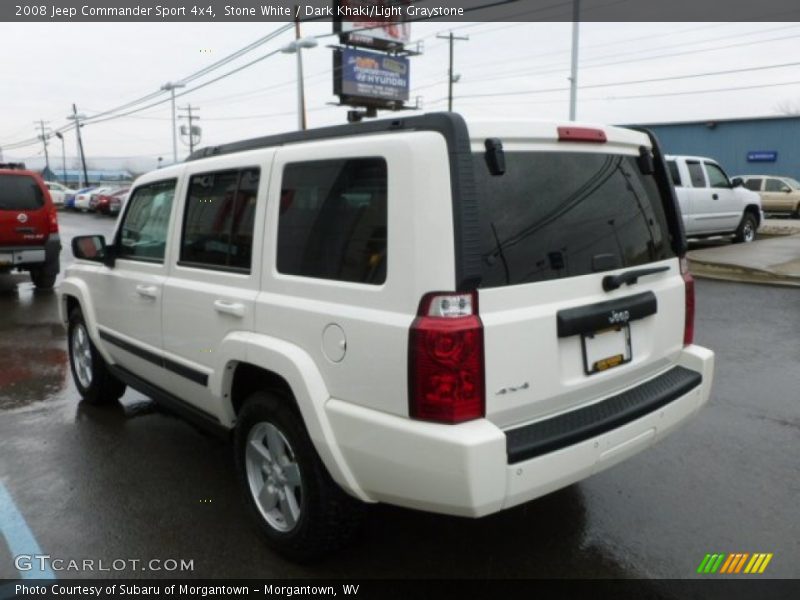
[60,113,714,561]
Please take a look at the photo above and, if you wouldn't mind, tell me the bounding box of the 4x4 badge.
[16,213,28,224]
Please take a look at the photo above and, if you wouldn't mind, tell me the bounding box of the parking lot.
[0,210,796,580]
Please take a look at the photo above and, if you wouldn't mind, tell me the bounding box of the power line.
[452,60,800,99]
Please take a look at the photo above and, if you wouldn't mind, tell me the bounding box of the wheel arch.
[59,280,115,364]
[214,332,369,502]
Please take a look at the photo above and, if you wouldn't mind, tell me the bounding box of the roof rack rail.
[186,112,461,162]
[0,162,27,170]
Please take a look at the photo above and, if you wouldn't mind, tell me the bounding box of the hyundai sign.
[747,151,778,162]
[334,47,410,106]
[334,0,412,50]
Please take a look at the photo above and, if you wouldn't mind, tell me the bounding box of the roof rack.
[186,112,463,162]
[0,162,27,170]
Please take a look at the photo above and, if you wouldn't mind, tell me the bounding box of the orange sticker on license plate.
[582,324,632,375]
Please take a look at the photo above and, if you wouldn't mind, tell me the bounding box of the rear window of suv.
[473,151,675,288]
[0,174,44,210]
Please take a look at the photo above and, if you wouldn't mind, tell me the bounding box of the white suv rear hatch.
[469,122,687,429]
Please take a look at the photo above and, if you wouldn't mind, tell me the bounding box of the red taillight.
[409,291,485,424]
[48,207,59,234]
[557,126,607,143]
[680,257,695,345]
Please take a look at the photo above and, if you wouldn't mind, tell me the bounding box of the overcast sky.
[3,20,800,171]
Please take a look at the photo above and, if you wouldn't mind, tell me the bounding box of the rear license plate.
[0,253,12,266]
[581,324,632,375]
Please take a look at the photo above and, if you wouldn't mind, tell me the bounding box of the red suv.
[0,164,61,289]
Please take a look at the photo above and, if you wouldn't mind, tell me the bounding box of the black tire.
[67,307,126,405]
[733,213,757,244]
[29,266,57,290]
[234,390,363,562]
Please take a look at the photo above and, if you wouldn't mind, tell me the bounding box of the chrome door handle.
[213,300,245,318]
[135,284,158,298]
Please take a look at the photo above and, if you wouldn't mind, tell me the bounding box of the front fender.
[58,274,114,364]
[212,331,370,502]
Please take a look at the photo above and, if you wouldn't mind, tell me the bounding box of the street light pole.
[569,0,581,121]
[161,82,185,164]
[281,34,318,131]
[295,13,307,130]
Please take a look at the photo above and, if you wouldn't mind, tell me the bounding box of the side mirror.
[72,235,115,267]
[731,177,743,187]
[782,186,792,193]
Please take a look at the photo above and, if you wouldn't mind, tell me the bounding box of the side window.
[667,161,682,187]
[180,168,259,271]
[118,179,176,262]
[764,179,784,192]
[705,163,731,188]
[277,158,387,285]
[686,161,706,188]
[743,178,762,191]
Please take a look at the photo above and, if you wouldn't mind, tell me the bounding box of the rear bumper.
[0,237,60,270]
[325,345,713,517]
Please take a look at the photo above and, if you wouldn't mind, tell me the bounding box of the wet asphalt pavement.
[0,211,798,580]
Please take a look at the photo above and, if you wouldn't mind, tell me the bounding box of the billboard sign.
[334,0,411,49]
[334,47,410,106]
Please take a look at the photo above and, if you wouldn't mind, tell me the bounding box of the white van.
[60,114,714,561]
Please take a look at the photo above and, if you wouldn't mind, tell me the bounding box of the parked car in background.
[666,155,763,243]
[733,175,800,217]
[66,186,92,211]
[87,186,118,212]
[45,181,72,208]
[96,187,130,215]
[73,186,99,211]
[0,164,61,288]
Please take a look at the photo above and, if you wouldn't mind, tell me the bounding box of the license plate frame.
[581,324,632,375]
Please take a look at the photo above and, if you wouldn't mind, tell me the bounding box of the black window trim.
[177,165,260,274]
[115,177,178,265]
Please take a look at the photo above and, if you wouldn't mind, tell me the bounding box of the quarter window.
[667,161,682,187]
[277,158,387,285]
[180,168,260,271]
[686,161,706,188]
[118,180,176,262]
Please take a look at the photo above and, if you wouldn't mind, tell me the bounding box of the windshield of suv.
[473,151,675,288]
[0,174,44,210]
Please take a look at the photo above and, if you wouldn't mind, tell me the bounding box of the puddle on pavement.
[0,279,69,410]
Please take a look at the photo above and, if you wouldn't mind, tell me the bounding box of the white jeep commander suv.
[60,113,714,562]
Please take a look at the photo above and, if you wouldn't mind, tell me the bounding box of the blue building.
[634,115,800,180]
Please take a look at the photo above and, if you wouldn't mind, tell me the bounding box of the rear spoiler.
[625,127,688,257]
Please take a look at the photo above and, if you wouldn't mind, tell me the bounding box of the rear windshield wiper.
[602,266,669,292]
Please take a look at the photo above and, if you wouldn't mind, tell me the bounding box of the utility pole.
[178,105,201,155]
[436,32,469,112]
[54,131,67,186]
[35,120,51,171]
[161,81,185,165]
[569,0,581,121]
[67,104,89,188]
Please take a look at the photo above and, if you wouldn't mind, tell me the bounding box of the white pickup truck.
[666,155,763,243]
